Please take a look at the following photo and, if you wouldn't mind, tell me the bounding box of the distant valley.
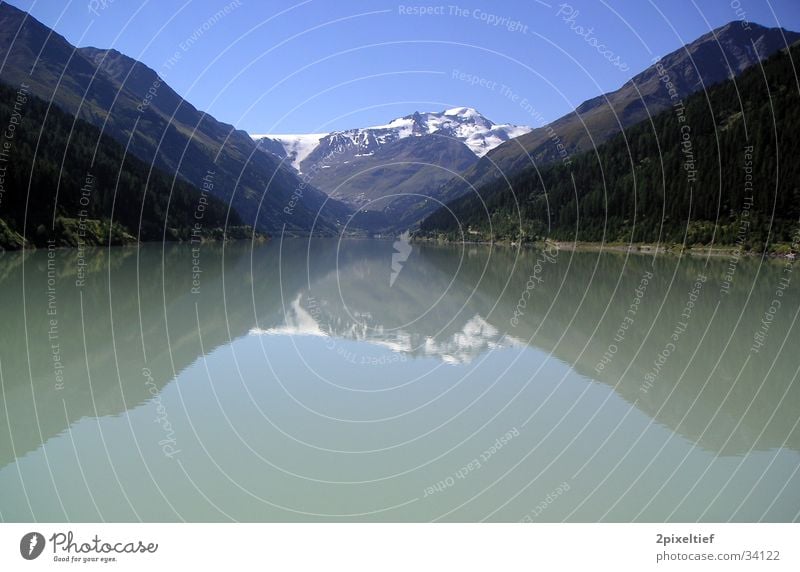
[252,107,530,232]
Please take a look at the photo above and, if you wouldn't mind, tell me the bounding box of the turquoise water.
[0,239,798,521]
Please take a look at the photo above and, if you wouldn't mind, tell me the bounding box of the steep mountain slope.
[417,21,800,223]
[0,80,241,249]
[420,41,800,248]
[255,107,528,231]
[314,135,477,210]
[0,3,350,234]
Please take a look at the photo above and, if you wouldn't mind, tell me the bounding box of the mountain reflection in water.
[0,239,797,522]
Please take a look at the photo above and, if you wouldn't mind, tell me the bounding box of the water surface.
[0,239,798,521]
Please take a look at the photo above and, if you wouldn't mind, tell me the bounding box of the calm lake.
[0,239,798,522]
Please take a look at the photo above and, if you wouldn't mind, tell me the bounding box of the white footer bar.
[1,523,797,571]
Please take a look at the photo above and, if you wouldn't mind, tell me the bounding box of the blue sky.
[5,0,800,134]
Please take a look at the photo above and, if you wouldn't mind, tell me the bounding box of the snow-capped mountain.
[252,107,530,172]
[250,108,529,232]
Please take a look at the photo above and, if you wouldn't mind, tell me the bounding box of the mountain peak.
[704,19,772,38]
[255,107,531,169]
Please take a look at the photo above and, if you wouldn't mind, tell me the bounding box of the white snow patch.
[251,132,328,171]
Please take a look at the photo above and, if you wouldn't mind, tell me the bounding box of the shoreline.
[410,236,797,260]
[0,234,269,253]
[3,234,796,263]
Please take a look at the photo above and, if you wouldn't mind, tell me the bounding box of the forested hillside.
[0,80,246,249]
[420,42,800,250]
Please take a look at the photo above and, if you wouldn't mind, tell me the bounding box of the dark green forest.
[420,43,800,251]
[0,80,249,250]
